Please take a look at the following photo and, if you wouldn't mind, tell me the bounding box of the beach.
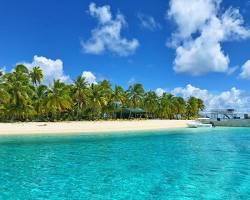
[0,120,192,136]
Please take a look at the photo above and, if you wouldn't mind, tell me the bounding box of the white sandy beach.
[0,120,192,136]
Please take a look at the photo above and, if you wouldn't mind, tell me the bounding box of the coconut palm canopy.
[0,65,204,121]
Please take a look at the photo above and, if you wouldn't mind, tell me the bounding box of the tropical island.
[0,65,204,135]
[2,0,250,199]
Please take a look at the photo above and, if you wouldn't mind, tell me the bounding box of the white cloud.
[168,0,250,75]
[89,2,112,24]
[227,66,238,75]
[239,60,250,80]
[138,13,161,31]
[172,84,250,111]
[23,55,71,85]
[82,71,97,85]
[174,37,230,75]
[172,84,211,100]
[82,3,139,56]
[168,0,219,40]
[155,88,166,97]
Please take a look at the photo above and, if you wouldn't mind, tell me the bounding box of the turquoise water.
[0,128,250,199]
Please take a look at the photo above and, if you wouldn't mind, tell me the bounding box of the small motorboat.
[187,121,213,128]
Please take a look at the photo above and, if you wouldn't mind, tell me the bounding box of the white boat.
[187,121,212,128]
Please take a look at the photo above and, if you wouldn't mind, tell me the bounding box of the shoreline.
[0,120,192,136]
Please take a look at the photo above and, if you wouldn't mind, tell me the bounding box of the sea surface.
[0,128,250,200]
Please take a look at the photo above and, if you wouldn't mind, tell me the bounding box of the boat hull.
[187,122,212,128]
[200,119,250,127]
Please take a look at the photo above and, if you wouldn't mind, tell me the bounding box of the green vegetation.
[0,65,204,122]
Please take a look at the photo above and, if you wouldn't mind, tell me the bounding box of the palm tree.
[87,83,107,120]
[158,93,176,119]
[0,74,9,120]
[172,96,186,119]
[4,65,35,121]
[186,96,200,119]
[144,91,159,118]
[15,64,29,74]
[0,86,9,106]
[0,74,9,104]
[46,80,72,120]
[127,83,145,108]
[0,65,206,122]
[112,85,127,118]
[97,80,114,119]
[113,85,126,104]
[72,76,89,119]
[30,66,43,86]
[197,98,205,112]
[33,85,48,119]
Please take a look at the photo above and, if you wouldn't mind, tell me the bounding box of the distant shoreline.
[0,120,192,136]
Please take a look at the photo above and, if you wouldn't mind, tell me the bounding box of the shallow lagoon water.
[0,128,250,199]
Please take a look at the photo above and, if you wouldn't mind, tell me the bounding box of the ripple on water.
[0,128,250,199]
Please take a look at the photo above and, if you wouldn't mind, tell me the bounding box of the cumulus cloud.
[82,71,97,85]
[168,0,250,75]
[82,2,139,56]
[239,60,250,80]
[168,0,219,40]
[23,55,71,85]
[138,13,161,31]
[155,88,166,97]
[172,84,250,111]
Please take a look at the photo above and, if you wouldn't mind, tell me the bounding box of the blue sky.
[0,0,250,109]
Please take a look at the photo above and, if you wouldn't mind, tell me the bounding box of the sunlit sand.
[0,120,192,136]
